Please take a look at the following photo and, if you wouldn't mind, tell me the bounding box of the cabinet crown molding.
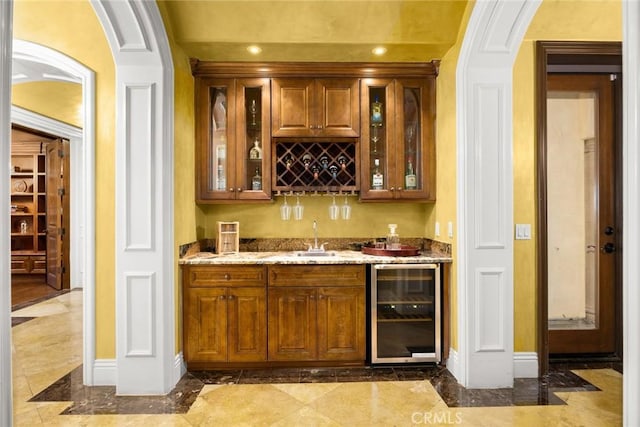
[190,60,440,78]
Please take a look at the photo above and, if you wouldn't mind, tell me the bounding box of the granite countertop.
[179,250,452,265]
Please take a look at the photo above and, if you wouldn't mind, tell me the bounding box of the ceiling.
[159,0,469,62]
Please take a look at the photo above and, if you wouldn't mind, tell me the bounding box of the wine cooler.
[370,264,441,363]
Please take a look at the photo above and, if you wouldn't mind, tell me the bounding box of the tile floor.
[11,292,623,426]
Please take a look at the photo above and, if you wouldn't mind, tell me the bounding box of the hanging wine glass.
[341,195,351,220]
[293,195,304,220]
[280,194,291,221]
[328,195,339,220]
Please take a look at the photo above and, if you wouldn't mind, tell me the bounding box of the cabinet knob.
[228,294,235,300]
[318,294,324,300]
[390,187,395,191]
[237,188,242,192]
[310,294,315,300]
[219,295,226,300]
[228,188,234,192]
[317,125,323,129]
[224,273,230,280]
[309,125,316,130]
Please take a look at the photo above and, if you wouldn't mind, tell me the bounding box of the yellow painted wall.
[13,0,116,358]
[157,2,198,355]
[429,1,474,352]
[12,81,83,128]
[512,0,621,352]
[199,199,431,241]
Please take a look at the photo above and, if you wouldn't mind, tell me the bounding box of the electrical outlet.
[447,221,453,238]
[435,222,440,237]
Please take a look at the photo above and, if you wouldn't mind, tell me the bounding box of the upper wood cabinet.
[191,61,438,202]
[272,78,360,138]
[195,77,271,203]
[360,77,436,201]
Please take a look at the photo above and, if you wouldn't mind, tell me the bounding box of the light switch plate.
[447,221,453,238]
[515,224,531,240]
[435,222,440,237]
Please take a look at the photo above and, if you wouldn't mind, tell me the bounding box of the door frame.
[536,41,623,375]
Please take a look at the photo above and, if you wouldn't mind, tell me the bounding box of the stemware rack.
[273,140,358,192]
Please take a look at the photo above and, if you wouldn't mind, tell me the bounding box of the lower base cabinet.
[268,265,366,362]
[183,265,267,364]
[183,263,366,367]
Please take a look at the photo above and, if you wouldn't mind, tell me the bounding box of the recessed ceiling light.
[372,46,387,56]
[247,45,262,55]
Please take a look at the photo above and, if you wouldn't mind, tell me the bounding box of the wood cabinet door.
[268,287,317,361]
[271,78,315,137]
[317,286,365,361]
[46,140,67,289]
[228,287,267,362]
[316,78,360,137]
[393,78,436,201]
[185,288,228,362]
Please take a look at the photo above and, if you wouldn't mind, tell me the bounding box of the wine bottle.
[249,137,262,159]
[405,158,417,190]
[251,167,262,190]
[372,158,384,189]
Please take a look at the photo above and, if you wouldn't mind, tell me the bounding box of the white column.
[0,1,13,424]
[92,0,176,394]
[454,0,540,388]
[622,2,640,425]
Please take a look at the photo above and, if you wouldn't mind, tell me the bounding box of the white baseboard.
[174,352,186,384]
[445,349,538,384]
[446,347,461,382]
[92,359,116,386]
[513,352,539,378]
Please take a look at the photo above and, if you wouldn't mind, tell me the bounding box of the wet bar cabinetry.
[194,77,271,202]
[182,265,268,365]
[191,61,438,201]
[182,263,366,368]
[360,78,436,201]
[271,78,360,138]
[268,265,366,362]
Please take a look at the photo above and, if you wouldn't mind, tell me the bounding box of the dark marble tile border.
[11,288,71,312]
[30,366,204,415]
[11,317,35,327]
[29,363,614,415]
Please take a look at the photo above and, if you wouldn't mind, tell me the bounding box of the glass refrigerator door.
[372,264,440,363]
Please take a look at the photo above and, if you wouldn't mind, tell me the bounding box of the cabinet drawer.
[184,265,266,287]
[269,265,365,287]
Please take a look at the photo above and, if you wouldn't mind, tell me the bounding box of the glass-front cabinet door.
[195,77,271,202]
[236,78,271,201]
[360,78,435,201]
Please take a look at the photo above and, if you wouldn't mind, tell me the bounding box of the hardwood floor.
[11,274,65,310]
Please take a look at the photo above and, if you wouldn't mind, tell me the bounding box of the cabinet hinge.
[58,188,65,196]
[59,227,65,236]
[58,149,66,158]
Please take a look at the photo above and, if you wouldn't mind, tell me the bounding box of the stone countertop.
[179,250,452,265]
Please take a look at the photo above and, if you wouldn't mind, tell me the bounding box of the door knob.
[604,226,615,236]
[601,242,616,253]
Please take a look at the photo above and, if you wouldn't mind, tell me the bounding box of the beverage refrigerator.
[370,264,441,363]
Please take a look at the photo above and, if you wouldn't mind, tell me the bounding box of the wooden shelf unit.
[10,148,47,274]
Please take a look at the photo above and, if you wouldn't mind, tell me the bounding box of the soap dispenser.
[386,224,400,250]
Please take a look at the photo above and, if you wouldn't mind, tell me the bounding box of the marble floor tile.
[11,292,623,426]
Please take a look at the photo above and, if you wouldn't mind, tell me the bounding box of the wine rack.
[273,140,358,192]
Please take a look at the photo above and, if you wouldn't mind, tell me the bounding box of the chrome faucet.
[307,220,327,253]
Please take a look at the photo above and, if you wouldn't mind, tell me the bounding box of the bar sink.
[294,251,336,257]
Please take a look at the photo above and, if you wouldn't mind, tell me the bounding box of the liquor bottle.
[251,167,262,190]
[249,137,262,159]
[405,158,417,190]
[372,158,384,189]
[371,96,383,126]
